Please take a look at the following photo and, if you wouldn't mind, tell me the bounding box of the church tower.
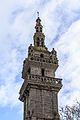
[19,15,62,120]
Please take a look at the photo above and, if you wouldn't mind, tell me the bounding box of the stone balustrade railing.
[19,74,62,101]
[29,56,58,64]
[27,74,62,85]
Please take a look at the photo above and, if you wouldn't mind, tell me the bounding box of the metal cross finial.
[37,12,39,17]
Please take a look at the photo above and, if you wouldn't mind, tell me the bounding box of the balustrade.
[29,56,53,64]
[27,74,61,85]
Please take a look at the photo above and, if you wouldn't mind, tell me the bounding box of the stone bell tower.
[19,15,62,120]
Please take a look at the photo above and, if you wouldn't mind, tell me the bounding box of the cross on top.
[37,12,39,17]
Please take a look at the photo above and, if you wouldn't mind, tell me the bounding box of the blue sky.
[0,0,80,120]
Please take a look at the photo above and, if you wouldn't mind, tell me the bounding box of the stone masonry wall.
[26,87,58,119]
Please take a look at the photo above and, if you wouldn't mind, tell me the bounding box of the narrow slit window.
[37,41,39,46]
[37,37,39,40]
[42,42,44,47]
[36,27,38,32]
[41,38,44,47]
[28,67,30,74]
[40,54,44,58]
[41,69,44,76]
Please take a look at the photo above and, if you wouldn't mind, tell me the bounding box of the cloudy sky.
[0,0,80,120]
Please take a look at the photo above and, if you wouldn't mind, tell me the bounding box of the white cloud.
[0,82,21,107]
[0,0,42,107]
[0,48,22,107]
[56,20,80,106]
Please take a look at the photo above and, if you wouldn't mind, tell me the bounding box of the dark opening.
[31,57,33,60]
[28,67,30,74]
[37,41,39,46]
[36,27,38,32]
[41,38,44,47]
[42,42,44,47]
[41,68,44,76]
[37,37,39,46]
[40,27,42,32]
[40,54,44,58]
[37,37,39,40]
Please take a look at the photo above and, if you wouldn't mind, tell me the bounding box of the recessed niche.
[40,53,44,58]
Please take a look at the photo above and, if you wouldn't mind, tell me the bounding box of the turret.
[33,15,45,47]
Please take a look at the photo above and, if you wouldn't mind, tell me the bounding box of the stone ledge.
[19,74,62,101]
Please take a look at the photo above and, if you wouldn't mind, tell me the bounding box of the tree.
[60,102,80,120]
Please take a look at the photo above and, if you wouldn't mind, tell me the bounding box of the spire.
[33,13,45,47]
[35,12,43,33]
